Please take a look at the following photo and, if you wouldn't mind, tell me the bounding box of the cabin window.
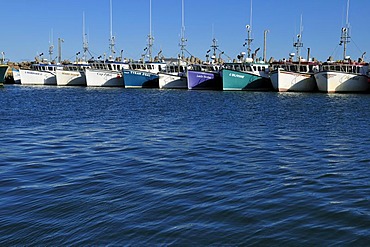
[246,66,252,72]
[158,65,162,71]
[357,67,361,74]
[180,66,184,72]
[257,66,261,71]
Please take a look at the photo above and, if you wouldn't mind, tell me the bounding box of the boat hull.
[123,69,159,88]
[0,65,9,85]
[222,69,272,91]
[19,69,57,85]
[187,70,222,90]
[314,71,369,93]
[85,69,123,87]
[270,69,317,92]
[56,70,86,86]
[159,73,187,89]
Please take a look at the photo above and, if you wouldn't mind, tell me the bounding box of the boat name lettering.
[196,74,213,79]
[130,71,151,77]
[26,71,42,76]
[229,73,245,79]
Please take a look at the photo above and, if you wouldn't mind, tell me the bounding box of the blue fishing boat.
[123,0,166,89]
[123,61,165,88]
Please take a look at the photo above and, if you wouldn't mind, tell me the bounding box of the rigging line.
[330,44,340,59]
[350,38,364,55]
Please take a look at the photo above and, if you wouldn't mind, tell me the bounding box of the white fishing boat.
[85,0,128,87]
[270,16,319,92]
[159,60,188,89]
[270,59,319,92]
[158,0,188,89]
[314,60,369,93]
[19,62,62,86]
[56,12,91,86]
[314,0,369,93]
[56,62,90,86]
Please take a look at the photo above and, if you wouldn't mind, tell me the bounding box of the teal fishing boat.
[222,1,272,91]
[222,60,271,91]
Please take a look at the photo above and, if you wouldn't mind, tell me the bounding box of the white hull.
[19,69,57,85]
[12,69,21,84]
[270,69,316,92]
[85,69,123,87]
[56,70,86,86]
[314,71,369,93]
[159,73,187,89]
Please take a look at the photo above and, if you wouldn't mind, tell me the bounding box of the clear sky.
[2,0,370,63]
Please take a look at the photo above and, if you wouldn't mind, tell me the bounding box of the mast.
[211,37,218,63]
[147,0,154,62]
[49,29,54,62]
[179,0,187,60]
[263,30,269,63]
[340,0,350,60]
[82,12,89,62]
[109,0,115,59]
[245,0,253,58]
[293,14,303,61]
[58,37,64,63]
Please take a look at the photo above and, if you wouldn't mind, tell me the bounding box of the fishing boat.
[222,58,271,91]
[19,62,62,86]
[314,0,369,93]
[56,12,91,86]
[314,59,369,93]
[158,0,189,89]
[56,62,90,86]
[123,0,165,89]
[123,60,165,88]
[187,38,223,90]
[158,60,188,89]
[270,16,318,92]
[85,0,128,87]
[222,1,272,91]
[270,59,319,92]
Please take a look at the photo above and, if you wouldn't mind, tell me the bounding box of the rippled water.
[0,85,369,245]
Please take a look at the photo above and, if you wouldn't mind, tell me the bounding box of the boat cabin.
[224,63,269,73]
[271,62,319,74]
[320,62,368,75]
[190,64,220,72]
[63,64,90,71]
[90,61,128,71]
[128,62,166,74]
[31,64,63,72]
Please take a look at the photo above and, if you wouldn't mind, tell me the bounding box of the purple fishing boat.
[187,64,222,90]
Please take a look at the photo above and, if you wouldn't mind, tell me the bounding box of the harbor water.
[0,85,369,245]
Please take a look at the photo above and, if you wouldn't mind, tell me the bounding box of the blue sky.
[2,0,370,63]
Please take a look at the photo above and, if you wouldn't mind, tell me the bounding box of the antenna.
[293,14,304,60]
[179,0,187,59]
[82,11,89,62]
[49,29,54,62]
[147,0,154,62]
[244,0,253,58]
[109,0,116,58]
[340,0,350,60]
